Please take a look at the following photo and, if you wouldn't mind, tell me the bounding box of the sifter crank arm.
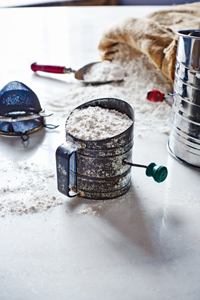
[123,159,168,183]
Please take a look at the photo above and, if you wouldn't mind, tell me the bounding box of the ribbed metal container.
[56,98,134,200]
[168,30,200,168]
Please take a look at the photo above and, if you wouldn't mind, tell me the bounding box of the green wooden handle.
[146,163,168,183]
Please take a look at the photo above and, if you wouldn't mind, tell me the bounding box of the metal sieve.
[0,81,58,141]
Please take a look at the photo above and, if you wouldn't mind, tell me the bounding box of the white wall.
[120,0,198,5]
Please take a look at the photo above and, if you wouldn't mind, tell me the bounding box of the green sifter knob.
[146,163,168,183]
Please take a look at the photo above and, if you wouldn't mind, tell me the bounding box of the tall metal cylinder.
[168,30,200,168]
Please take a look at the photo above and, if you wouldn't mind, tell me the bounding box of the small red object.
[147,90,165,102]
[31,62,65,74]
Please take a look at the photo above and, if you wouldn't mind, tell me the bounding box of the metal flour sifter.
[147,30,200,169]
[56,98,168,200]
[168,30,200,168]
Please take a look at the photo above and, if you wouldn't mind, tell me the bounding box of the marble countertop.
[0,5,200,300]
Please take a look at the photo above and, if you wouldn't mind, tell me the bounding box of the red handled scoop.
[31,62,125,85]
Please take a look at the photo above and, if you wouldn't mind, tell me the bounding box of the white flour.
[83,60,125,82]
[0,161,63,217]
[0,46,173,217]
[66,106,132,140]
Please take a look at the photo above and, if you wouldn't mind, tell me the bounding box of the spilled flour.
[45,52,172,136]
[0,160,63,217]
[0,47,173,217]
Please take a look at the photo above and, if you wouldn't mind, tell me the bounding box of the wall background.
[120,0,198,5]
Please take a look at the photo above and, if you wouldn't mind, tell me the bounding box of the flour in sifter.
[66,106,132,140]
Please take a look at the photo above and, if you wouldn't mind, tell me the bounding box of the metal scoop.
[31,62,125,85]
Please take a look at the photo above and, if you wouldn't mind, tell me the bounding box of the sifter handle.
[146,90,165,102]
[31,62,65,74]
[146,89,173,105]
[56,141,79,197]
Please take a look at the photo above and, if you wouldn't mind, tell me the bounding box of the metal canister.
[168,30,200,168]
[56,98,134,200]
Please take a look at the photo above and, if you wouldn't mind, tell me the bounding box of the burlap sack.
[98,2,200,84]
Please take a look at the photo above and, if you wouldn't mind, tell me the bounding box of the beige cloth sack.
[98,2,200,84]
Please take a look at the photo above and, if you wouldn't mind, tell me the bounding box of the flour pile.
[0,47,173,217]
[83,60,125,82]
[66,106,132,140]
[0,160,63,217]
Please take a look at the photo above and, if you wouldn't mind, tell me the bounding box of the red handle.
[147,90,165,102]
[31,62,65,74]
